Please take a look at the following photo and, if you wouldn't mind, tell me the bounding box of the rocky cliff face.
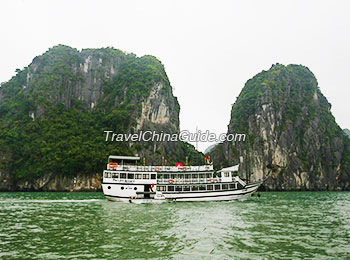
[14,172,101,192]
[0,45,202,191]
[6,46,179,132]
[210,64,350,191]
[344,129,350,139]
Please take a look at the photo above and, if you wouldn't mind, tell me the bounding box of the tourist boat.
[102,155,263,203]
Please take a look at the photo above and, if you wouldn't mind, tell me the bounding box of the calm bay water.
[1,192,350,259]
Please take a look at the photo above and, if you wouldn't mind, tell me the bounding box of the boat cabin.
[108,155,140,165]
[218,165,246,187]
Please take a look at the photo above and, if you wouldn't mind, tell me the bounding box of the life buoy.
[210,178,215,183]
[168,179,173,184]
[155,167,160,171]
[108,162,118,170]
[182,166,187,171]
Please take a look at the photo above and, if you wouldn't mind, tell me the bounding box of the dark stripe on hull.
[105,195,131,199]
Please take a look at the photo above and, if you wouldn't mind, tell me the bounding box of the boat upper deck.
[106,164,214,172]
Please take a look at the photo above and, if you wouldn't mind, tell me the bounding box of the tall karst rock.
[0,45,202,191]
[344,129,350,139]
[210,64,350,190]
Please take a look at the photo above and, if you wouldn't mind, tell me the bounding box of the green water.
[1,192,350,259]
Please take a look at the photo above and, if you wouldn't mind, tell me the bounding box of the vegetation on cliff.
[0,45,203,188]
[210,64,350,190]
[344,129,350,139]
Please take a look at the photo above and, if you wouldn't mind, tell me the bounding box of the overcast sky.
[1,0,349,152]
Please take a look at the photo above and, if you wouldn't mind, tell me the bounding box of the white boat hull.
[162,184,259,202]
[102,182,261,203]
[105,196,169,204]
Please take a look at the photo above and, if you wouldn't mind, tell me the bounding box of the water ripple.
[0,192,350,259]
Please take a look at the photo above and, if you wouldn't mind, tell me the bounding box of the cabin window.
[178,174,184,179]
[199,174,205,179]
[120,173,126,179]
[192,186,199,191]
[151,174,156,180]
[199,185,206,191]
[157,173,162,179]
[222,184,228,190]
[143,174,149,179]
[112,173,119,178]
[229,183,236,189]
[121,187,124,190]
[175,186,182,192]
[206,173,211,178]
[185,174,191,179]
[183,186,190,191]
[127,173,134,179]
[171,174,177,179]
[214,184,221,190]
[157,186,166,191]
[224,172,230,178]
[108,172,112,178]
[164,174,169,179]
[168,186,174,191]
[135,174,142,179]
[207,185,213,190]
[193,174,198,179]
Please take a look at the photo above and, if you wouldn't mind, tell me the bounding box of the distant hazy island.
[0,46,349,191]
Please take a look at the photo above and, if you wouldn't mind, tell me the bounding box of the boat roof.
[218,165,239,172]
[108,155,140,161]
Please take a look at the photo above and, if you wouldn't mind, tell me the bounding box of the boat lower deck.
[103,181,261,203]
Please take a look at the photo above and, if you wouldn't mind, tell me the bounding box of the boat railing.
[233,176,246,187]
[107,164,214,172]
[157,178,220,184]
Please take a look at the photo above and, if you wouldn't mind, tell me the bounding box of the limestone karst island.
[1,46,349,192]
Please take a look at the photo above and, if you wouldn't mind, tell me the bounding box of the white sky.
[1,0,349,152]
